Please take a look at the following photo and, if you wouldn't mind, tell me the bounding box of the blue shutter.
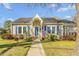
[44,26,46,31]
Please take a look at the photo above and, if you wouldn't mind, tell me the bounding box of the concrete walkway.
[27,39,45,56]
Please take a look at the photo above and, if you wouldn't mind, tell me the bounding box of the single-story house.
[11,14,76,38]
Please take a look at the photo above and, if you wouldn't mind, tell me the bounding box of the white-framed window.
[18,26,22,34]
[52,26,55,34]
[47,26,51,33]
[44,26,46,31]
[23,26,26,33]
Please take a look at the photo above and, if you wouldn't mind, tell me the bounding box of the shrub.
[19,34,24,39]
[50,34,59,41]
[1,33,14,39]
[0,28,7,35]
[25,37,32,42]
[43,34,59,41]
[45,34,50,40]
[62,35,76,41]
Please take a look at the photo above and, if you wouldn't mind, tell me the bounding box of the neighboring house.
[11,14,76,38]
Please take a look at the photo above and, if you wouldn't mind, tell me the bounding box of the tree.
[75,3,79,55]
[3,20,12,33]
[0,28,7,34]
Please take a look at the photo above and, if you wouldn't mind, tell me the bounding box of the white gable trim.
[32,14,43,23]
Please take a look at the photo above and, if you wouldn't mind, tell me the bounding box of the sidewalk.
[27,39,45,56]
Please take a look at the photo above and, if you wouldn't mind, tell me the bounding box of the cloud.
[2,3,12,10]
[57,7,68,12]
[49,4,57,7]
[48,4,57,8]
[64,15,75,21]
[65,16,71,19]
[7,18,13,21]
[71,4,76,9]
[57,4,76,12]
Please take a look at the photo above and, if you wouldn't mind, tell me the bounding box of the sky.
[0,3,76,27]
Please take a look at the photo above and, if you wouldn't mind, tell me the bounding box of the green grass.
[0,48,8,53]
[0,36,32,56]
[0,36,3,40]
[1,42,31,56]
[42,41,76,56]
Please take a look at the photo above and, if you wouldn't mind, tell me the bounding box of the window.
[47,27,51,33]
[52,27,55,34]
[44,26,46,31]
[42,26,46,31]
[18,27,22,34]
[57,25,60,35]
[28,26,30,30]
[23,27,26,33]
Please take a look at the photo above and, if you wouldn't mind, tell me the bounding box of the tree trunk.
[76,3,79,55]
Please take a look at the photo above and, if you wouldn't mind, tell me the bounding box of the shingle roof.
[42,18,59,23]
[12,17,75,24]
[58,19,75,23]
[12,18,32,24]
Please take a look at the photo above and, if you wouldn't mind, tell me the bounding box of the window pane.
[42,26,46,31]
[52,27,55,33]
[44,26,46,31]
[57,25,59,35]
[23,27,26,33]
[18,27,22,34]
[47,27,51,33]
[28,26,30,31]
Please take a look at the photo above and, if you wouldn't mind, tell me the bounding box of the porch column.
[29,26,31,35]
[16,26,18,35]
[22,26,23,34]
[30,25,32,36]
[60,25,63,36]
[10,24,12,34]
[55,25,57,35]
[51,26,52,34]
[40,22,43,40]
[13,25,16,35]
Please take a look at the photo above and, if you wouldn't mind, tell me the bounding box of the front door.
[35,27,39,37]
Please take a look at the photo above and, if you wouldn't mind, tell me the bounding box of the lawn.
[42,41,76,56]
[1,42,31,56]
[0,36,32,56]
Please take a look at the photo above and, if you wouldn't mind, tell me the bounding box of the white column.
[16,26,18,35]
[55,25,57,35]
[61,25,63,36]
[29,26,31,35]
[51,26,52,34]
[22,26,23,34]
[13,25,16,35]
[10,25,12,34]
[30,25,32,36]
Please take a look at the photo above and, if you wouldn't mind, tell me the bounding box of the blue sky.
[0,3,76,27]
